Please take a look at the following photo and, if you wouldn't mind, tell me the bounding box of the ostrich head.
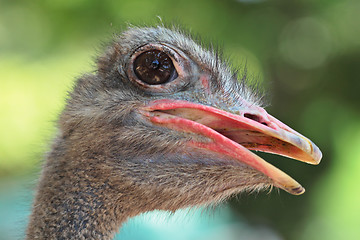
[26,26,322,239]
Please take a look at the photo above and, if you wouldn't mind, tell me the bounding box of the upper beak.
[141,99,322,195]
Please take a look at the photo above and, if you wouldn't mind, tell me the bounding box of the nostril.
[244,113,268,126]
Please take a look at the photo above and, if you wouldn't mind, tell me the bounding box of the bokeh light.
[279,17,331,69]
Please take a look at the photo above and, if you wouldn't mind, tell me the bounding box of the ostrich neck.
[26,149,140,240]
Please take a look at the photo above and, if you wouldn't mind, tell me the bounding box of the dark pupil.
[133,50,176,85]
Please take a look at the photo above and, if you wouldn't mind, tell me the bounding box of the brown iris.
[133,50,177,85]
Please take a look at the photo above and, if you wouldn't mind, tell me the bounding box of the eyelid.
[126,43,192,93]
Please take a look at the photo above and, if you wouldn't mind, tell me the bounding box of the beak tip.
[311,143,323,165]
[281,185,305,195]
[275,179,306,195]
[292,186,305,195]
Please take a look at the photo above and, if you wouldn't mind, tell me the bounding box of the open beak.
[141,99,322,195]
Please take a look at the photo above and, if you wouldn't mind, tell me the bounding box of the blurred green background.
[1,0,359,239]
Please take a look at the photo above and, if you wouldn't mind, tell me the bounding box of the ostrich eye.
[133,50,178,85]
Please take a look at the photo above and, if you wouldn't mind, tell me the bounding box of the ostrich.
[26,26,322,239]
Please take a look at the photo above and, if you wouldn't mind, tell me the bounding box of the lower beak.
[141,99,322,195]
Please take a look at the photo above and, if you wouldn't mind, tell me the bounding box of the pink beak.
[141,99,322,195]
